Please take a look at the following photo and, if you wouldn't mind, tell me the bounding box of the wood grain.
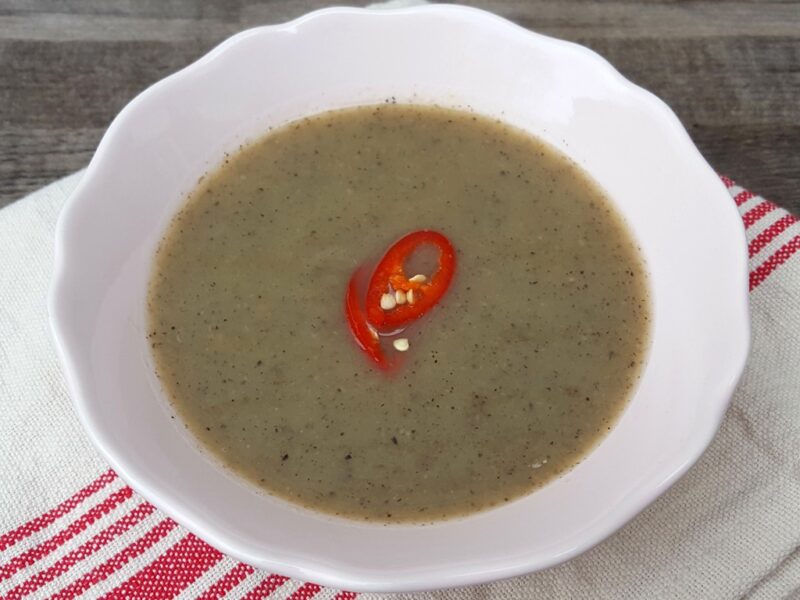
[1,0,797,212]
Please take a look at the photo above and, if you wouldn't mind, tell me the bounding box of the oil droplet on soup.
[148,104,650,522]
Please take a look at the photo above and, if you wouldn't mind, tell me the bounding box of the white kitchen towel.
[1,169,798,599]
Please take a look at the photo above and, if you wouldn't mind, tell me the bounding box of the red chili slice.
[344,230,456,370]
[365,230,456,330]
[344,268,391,370]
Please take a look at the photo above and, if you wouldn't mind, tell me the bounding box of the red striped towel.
[1,173,798,598]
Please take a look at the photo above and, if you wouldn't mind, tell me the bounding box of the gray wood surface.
[1,1,798,212]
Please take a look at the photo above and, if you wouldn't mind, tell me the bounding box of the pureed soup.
[148,104,650,522]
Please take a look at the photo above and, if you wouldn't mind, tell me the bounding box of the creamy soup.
[148,104,650,522]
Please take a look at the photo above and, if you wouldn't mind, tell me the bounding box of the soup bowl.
[49,4,750,592]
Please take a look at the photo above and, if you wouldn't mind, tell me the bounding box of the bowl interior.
[51,5,749,592]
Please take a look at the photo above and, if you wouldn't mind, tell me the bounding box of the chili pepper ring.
[365,230,456,330]
[344,230,457,370]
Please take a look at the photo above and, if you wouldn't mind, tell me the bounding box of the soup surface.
[148,104,650,522]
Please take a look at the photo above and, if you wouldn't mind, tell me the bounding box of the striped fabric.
[0,469,357,599]
[1,175,798,599]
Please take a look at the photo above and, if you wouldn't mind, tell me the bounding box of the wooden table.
[1,1,798,212]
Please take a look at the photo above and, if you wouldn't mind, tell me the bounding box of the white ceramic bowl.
[49,4,750,592]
